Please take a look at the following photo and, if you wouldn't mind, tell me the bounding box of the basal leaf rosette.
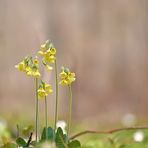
[38,40,56,72]
[15,56,40,78]
[59,67,76,86]
[37,80,53,99]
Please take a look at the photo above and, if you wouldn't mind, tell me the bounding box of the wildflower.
[37,81,53,99]
[56,120,67,134]
[15,56,41,78]
[133,131,144,142]
[59,67,76,86]
[38,40,56,70]
[15,61,26,72]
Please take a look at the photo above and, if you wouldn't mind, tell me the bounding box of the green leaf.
[68,140,81,148]
[55,127,68,148]
[3,143,16,148]
[16,137,27,146]
[41,127,54,141]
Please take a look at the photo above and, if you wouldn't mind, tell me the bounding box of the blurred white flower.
[133,131,144,142]
[121,113,136,127]
[56,120,67,134]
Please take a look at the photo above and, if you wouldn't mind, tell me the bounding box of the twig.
[70,126,148,140]
[26,132,33,147]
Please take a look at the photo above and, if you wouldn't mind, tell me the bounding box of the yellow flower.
[32,70,41,78]
[40,44,46,52]
[37,81,53,99]
[38,41,56,69]
[45,83,53,95]
[15,56,41,78]
[59,70,67,79]
[59,67,76,86]
[37,51,44,56]
[15,61,26,72]
[37,88,46,98]
[45,65,53,71]
[33,57,39,66]
[50,48,56,55]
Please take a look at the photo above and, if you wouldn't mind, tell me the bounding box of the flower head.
[59,67,76,86]
[37,81,53,99]
[38,40,56,71]
[15,56,41,78]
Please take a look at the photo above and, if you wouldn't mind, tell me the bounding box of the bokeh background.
[0,0,148,129]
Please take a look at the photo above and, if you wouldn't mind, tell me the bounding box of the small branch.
[26,132,33,147]
[70,126,148,140]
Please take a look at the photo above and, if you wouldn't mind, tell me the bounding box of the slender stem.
[67,84,72,138]
[35,78,39,142]
[70,126,148,140]
[54,60,59,132]
[16,124,19,138]
[26,132,33,147]
[45,96,48,140]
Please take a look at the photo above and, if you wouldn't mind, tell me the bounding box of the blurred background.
[0,0,148,129]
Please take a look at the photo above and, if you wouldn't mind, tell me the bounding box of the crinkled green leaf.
[55,127,68,148]
[68,140,81,148]
[16,137,27,146]
[41,127,54,141]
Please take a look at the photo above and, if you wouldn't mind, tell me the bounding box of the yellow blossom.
[37,81,53,99]
[45,65,53,71]
[38,41,56,70]
[37,88,46,98]
[15,56,41,78]
[45,83,53,95]
[59,67,76,86]
[15,61,26,72]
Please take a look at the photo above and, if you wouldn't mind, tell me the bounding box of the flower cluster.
[59,67,76,86]
[15,56,40,78]
[38,40,56,72]
[37,81,53,99]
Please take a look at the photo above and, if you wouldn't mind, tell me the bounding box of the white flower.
[133,131,144,142]
[56,120,67,134]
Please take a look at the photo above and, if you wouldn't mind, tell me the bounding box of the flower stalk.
[54,59,59,133]
[45,96,48,140]
[67,84,72,138]
[35,78,39,142]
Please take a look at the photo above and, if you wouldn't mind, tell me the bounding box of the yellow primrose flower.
[15,56,41,78]
[37,81,53,99]
[45,65,53,71]
[37,88,46,98]
[32,69,41,78]
[59,67,76,86]
[59,70,67,79]
[38,41,56,69]
[15,61,26,72]
[45,83,53,95]
[40,44,46,52]
[33,57,39,66]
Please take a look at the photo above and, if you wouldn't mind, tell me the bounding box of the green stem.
[54,60,59,132]
[35,78,39,142]
[45,96,48,140]
[67,84,72,138]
